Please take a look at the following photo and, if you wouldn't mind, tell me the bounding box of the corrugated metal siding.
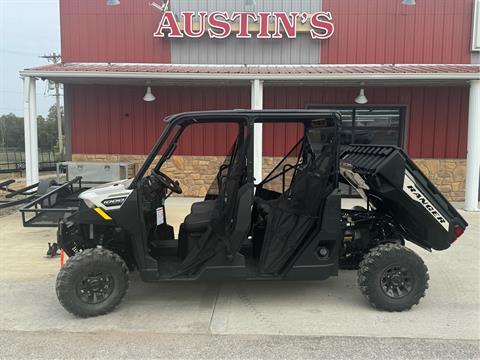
[321,0,473,64]
[60,0,171,63]
[60,0,474,65]
[263,86,469,158]
[171,35,320,65]
[70,85,469,159]
[170,0,322,64]
[70,85,250,156]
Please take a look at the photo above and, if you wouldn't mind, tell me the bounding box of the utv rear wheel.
[358,243,429,312]
[56,248,129,318]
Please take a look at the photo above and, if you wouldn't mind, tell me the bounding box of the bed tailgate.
[340,145,468,251]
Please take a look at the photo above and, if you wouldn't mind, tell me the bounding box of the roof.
[165,109,341,125]
[20,63,480,82]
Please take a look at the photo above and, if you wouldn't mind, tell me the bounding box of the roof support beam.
[465,80,480,211]
[22,76,39,186]
[251,79,264,184]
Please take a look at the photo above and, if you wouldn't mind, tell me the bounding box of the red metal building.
[21,0,480,208]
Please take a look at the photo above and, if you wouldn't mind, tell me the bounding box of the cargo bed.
[340,145,468,250]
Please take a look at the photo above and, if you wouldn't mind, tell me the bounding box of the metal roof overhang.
[19,63,480,87]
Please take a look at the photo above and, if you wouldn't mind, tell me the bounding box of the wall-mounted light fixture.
[355,83,368,104]
[107,0,120,6]
[402,0,416,5]
[143,83,156,102]
[150,0,170,12]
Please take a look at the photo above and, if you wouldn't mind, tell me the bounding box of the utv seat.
[183,211,211,233]
[190,160,233,214]
[190,200,216,214]
[178,133,250,261]
[178,210,212,259]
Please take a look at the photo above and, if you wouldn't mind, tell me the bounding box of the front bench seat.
[190,161,233,215]
[190,200,216,214]
[178,132,250,260]
[178,210,212,259]
[183,210,211,233]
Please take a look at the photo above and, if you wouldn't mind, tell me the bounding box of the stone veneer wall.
[414,159,466,202]
[72,155,467,201]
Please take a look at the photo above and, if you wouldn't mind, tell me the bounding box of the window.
[306,107,404,147]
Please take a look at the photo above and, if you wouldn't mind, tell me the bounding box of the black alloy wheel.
[380,265,414,299]
[358,243,429,312]
[56,248,129,318]
[76,271,115,304]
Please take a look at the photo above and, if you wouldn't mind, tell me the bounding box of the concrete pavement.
[0,198,479,359]
[0,331,478,360]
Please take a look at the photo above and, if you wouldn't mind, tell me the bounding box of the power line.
[0,49,39,57]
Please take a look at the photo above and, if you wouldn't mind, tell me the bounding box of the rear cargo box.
[340,145,468,250]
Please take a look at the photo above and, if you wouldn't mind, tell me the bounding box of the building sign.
[153,11,335,40]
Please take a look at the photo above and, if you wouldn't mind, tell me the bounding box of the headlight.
[83,198,95,208]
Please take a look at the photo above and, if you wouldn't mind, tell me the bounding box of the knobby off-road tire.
[56,248,129,318]
[358,243,429,312]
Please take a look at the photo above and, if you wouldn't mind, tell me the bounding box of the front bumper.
[57,215,83,256]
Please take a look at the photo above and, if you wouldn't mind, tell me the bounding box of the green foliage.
[0,105,64,152]
[0,113,24,149]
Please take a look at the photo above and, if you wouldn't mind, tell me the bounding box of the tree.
[0,104,63,152]
[41,104,64,153]
[0,113,24,149]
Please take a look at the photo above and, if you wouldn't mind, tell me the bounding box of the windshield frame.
[130,114,250,189]
[130,121,184,189]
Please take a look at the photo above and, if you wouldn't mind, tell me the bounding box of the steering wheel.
[151,170,183,194]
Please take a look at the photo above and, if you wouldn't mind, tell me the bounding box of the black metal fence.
[0,148,63,174]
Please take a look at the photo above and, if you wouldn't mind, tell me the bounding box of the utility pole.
[40,52,64,155]
[54,82,63,155]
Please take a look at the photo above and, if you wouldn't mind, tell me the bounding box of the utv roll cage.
[131,110,340,189]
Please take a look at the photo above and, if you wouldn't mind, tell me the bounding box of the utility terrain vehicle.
[55,111,468,318]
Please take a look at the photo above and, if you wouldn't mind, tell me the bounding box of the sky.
[0,0,60,117]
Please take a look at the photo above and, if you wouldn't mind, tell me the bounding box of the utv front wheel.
[56,248,129,318]
[358,244,429,312]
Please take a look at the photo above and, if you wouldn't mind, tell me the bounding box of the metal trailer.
[17,162,131,226]
[0,179,39,210]
[19,177,85,227]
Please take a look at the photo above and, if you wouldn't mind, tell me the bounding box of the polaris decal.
[101,197,127,208]
[403,171,449,231]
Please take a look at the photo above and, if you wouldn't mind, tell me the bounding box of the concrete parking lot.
[0,198,479,359]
